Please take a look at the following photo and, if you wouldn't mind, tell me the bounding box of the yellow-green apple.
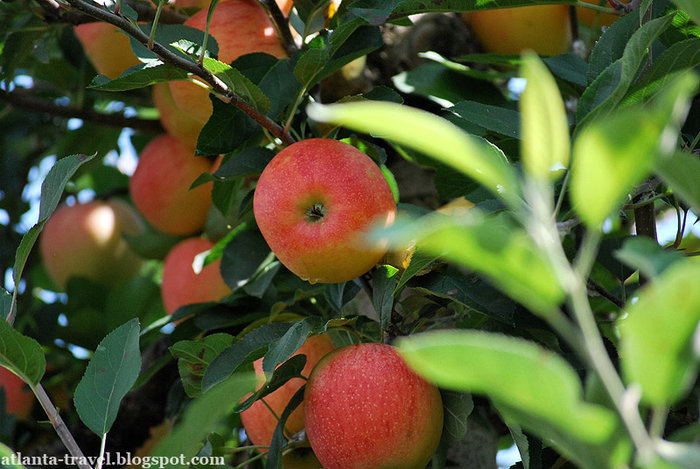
[240,334,336,449]
[74,22,141,79]
[0,367,34,420]
[253,138,397,284]
[151,82,205,147]
[464,6,572,55]
[129,134,215,236]
[160,237,231,315]
[304,343,444,469]
[577,0,625,28]
[165,0,287,130]
[39,199,144,290]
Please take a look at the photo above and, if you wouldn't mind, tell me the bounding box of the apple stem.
[305,203,326,222]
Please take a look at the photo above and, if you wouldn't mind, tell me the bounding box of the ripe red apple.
[464,6,572,56]
[0,367,34,420]
[304,343,444,469]
[129,134,216,236]
[151,82,205,147]
[240,334,336,449]
[160,237,231,315]
[253,138,396,284]
[165,0,287,130]
[39,199,144,290]
[74,22,141,79]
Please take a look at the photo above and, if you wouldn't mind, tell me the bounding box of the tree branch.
[0,88,164,132]
[38,0,187,25]
[62,0,295,145]
[259,0,299,57]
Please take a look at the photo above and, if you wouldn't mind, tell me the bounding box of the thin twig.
[586,278,625,308]
[39,0,187,25]
[0,89,164,132]
[259,0,299,56]
[63,0,295,145]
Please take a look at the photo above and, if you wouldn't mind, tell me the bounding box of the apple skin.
[74,22,141,79]
[0,367,34,420]
[129,134,215,236]
[160,237,231,315]
[577,0,624,28]
[151,82,205,147]
[39,199,144,291]
[240,334,336,449]
[166,0,287,129]
[464,6,572,56]
[304,343,444,469]
[253,138,397,284]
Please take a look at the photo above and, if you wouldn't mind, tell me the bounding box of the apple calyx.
[305,203,327,223]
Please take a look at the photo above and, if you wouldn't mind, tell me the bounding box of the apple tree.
[0,0,699,468]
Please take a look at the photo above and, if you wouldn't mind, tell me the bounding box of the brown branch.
[0,88,164,132]
[38,0,187,25]
[63,0,295,145]
[259,0,298,57]
[586,278,625,309]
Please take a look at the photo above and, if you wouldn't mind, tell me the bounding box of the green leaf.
[237,354,307,413]
[220,229,272,290]
[441,390,474,443]
[203,57,270,113]
[394,247,440,293]
[397,330,617,445]
[88,63,189,90]
[614,236,686,280]
[307,101,521,206]
[0,442,27,468]
[376,212,564,317]
[586,11,640,85]
[262,318,323,375]
[324,281,362,313]
[447,101,520,139]
[571,73,698,227]
[619,260,700,406]
[372,265,398,331]
[196,98,259,156]
[152,374,256,468]
[294,44,329,86]
[73,318,141,436]
[0,318,46,386]
[202,322,294,392]
[170,333,235,398]
[655,150,700,214]
[213,147,275,179]
[672,0,700,25]
[388,0,577,18]
[349,0,404,25]
[520,53,570,181]
[544,53,588,87]
[577,14,675,126]
[0,289,11,320]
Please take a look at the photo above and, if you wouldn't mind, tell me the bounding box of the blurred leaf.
[619,260,700,406]
[220,229,272,290]
[672,0,700,25]
[614,236,686,280]
[520,53,570,181]
[656,440,700,469]
[170,333,235,398]
[74,318,141,436]
[372,265,398,331]
[152,374,256,468]
[571,73,698,227]
[0,317,46,386]
[307,101,520,206]
[376,212,563,317]
[397,330,617,445]
[0,442,27,468]
[202,322,293,392]
[89,63,188,90]
[544,53,588,87]
[578,14,675,126]
[448,101,520,139]
[654,150,700,214]
[262,318,323,375]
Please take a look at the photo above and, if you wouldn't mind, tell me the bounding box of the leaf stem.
[96,432,107,469]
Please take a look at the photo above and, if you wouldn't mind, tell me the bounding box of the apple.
[74,22,141,79]
[253,138,396,284]
[0,367,34,420]
[160,237,231,315]
[151,82,206,147]
[464,6,572,56]
[129,134,216,236]
[240,334,336,449]
[304,343,444,469]
[39,199,144,291]
[164,0,287,130]
[577,0,625,28]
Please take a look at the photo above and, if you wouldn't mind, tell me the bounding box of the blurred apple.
[74,22,141,79]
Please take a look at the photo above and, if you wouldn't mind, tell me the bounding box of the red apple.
[240,334,336,449]
[151,82,205,147]
[304,343,444,469]
[253,138,396,284]
[0,367,34,420]
[464,6,572,56]
[74,22,142,79]
[39,199,144,290]
[160,237,231,315]
[165,0,287,130]
[129,134,215,236]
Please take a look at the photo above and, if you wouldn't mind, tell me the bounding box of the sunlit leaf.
[0,318,46,386]
[619,261,700,406]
